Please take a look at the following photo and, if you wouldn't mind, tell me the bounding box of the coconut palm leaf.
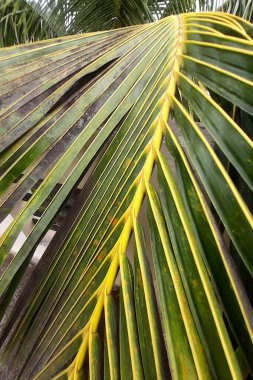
[20,0,154,37]
[0,11,253,380]
[0,0,153,48]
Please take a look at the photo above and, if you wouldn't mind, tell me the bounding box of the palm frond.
[31,0,153,35]
[161,0,253,19]
[0,0,57,47]
[1,0,253,49]
[0,11,252,380]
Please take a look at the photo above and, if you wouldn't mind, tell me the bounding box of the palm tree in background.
[0,1,253,379]
[1,0,253,46]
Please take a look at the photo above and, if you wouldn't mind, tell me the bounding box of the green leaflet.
[157,151,241,379]
[164,122,253,373]
[104,294,119,380]
[120,255,144,379]
[147,182,209,380]
[119,287,133,380]
[134,220,167,379]
[89,332,101,380]
[171,95,253,275]
[178,73,253,191]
